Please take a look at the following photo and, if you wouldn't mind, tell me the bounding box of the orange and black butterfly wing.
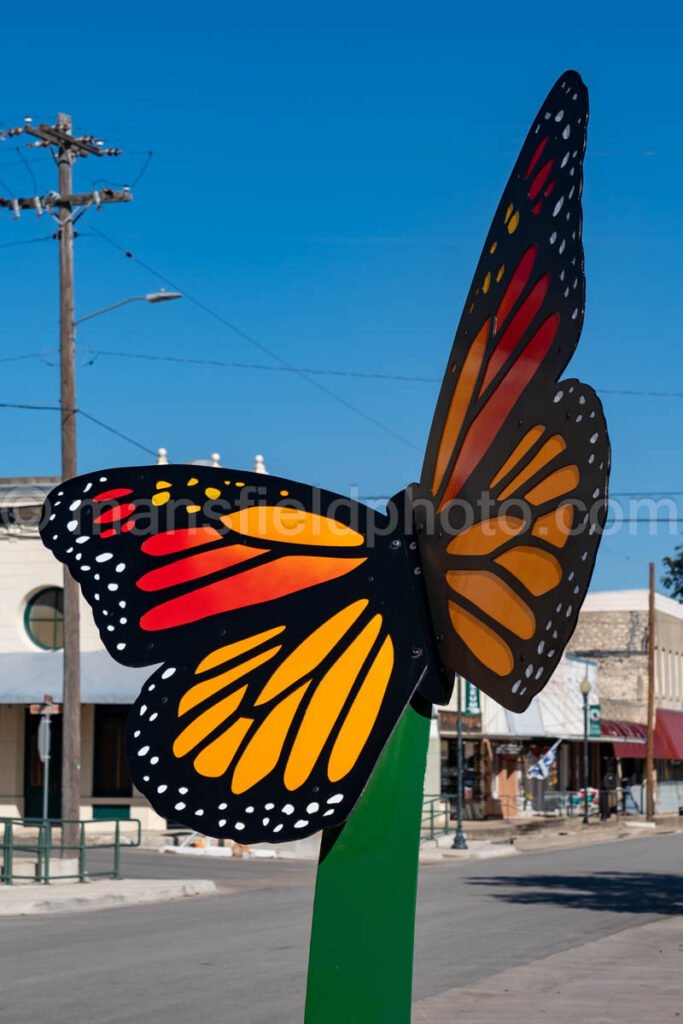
[414,70,610,712]
[415,379,609,712]
[422,70,589,509]
[41,467,433,841]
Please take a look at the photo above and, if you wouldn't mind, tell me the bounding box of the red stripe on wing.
[439,313,560,508]
[94,503,136,526]
[93,488,134,502]
[495,245,537,331]
[139,555,367,631]
[528,159,554,200]
[480,274,550,394]
[137,544,268,593]
[142,527,223,557]
[526,136,548,178]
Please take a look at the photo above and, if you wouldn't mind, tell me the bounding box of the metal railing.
[0,817,141,885]
[421,795,453,841]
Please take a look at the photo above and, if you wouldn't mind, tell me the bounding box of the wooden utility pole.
[645,561,656,821]
[1,116,131,851]
[57,115,81,852]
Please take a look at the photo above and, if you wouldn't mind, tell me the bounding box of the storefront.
[602,710,683,814]
[0,650,162,826]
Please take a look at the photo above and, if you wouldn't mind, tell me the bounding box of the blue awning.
[0,651,152,704]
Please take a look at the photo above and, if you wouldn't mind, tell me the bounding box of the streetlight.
[74,290,182,325]
[451,674,468,850]
[60,288,182,844]
[580,674,592,825]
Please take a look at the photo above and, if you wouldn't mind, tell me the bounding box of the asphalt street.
[0,835,680,1024]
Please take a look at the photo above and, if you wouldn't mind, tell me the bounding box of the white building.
[0,453,269,827]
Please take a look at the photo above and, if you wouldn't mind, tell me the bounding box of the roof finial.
[253,453,268,474]
[156,447,168,465]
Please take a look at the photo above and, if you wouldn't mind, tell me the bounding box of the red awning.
[600,718,671,760]
[655,710,683,760]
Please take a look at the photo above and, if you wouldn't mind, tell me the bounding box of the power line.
[77,409,157,456]
[0,349,57,362]
[89,150,154,192]
[0,401,60,410]
[88,223,421,453]
[0,401,155,456]
[15,146,38,194]
[79,346,437,383]
[0,236,53,250]
[78,342,683,400]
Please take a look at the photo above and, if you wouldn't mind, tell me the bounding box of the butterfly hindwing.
[415,380,609,711]
[41,466,432,841]
[127,593,424,843]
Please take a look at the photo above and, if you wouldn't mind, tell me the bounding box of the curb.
[0,879,216,916]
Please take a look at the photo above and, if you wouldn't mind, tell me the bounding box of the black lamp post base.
[451,827,468,850]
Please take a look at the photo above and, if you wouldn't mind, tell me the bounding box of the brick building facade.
[567,590,683,722]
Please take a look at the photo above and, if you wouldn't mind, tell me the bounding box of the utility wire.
[79,345,683,400]
[0,401,60,410]
[15,146,38,194]
[80,346,437,383]
[89,150,154,192]
[77,410,157,456]
[0,401,156,456]
[0,236,54,250]
[0,349,57,363]
[88,223,421,452]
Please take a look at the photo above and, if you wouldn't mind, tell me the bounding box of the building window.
[93,706,132,798]
[24,587,64,650]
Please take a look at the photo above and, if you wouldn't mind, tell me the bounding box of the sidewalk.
[0,877,216,916]
[413,915,683,1023]
[420,816,681,861]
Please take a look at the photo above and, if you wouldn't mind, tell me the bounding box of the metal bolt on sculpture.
[41,70,610,1023]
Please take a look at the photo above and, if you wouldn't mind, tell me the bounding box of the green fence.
[421,795,453,841]
[0,817,141,885]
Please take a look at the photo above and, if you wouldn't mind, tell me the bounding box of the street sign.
[465,682,481,716]
[29,700,61,716]
[37,716,51,763]
[589,703,601,738]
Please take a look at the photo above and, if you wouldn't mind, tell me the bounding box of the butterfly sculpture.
[41,70,609,846]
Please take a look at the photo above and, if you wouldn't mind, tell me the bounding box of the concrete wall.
[0,532,101,653]
[0,528,167,829]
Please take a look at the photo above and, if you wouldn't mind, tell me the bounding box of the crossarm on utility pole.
[0,189,131,210]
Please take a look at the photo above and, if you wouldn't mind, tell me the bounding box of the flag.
[527,739,562,781]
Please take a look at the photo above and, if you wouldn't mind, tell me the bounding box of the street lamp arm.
[73,290,182,326]
[73,296,143,326]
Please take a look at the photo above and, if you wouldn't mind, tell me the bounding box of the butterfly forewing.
[422,71,589,509]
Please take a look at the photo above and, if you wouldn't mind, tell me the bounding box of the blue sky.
[0,2,681,591]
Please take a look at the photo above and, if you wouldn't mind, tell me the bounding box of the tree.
[662,545,683,602]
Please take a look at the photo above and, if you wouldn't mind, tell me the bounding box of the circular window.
[25,587,64,650]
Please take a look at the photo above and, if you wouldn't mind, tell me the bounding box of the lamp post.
[580,675,592,825]
[60,288,182,846]
[451,675,468,850]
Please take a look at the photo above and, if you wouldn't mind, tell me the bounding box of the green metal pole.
[304,702,431,1024]
[114,820,121,880]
